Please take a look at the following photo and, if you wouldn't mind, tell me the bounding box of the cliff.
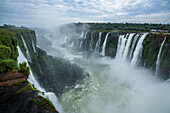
[66,30,170,80]
[0,29,58,113]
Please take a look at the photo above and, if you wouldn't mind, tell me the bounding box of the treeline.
[72,22,170,33]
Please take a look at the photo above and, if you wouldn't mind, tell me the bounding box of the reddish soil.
[0,71,27,86]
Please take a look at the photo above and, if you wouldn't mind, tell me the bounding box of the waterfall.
[32,40,37,53]
[131,33,148,66]
[101,32,110,56]
[129,34,139,60]
[21,35,31,62]
[115,35,126,59]
[79,31,84,39]
[122,33,135,60]
[17,46,63,113]
[95,32,102,54]
[90,31,94,49]
[63,36,67,44]
[84,31,88,39]
[71,42,74,47]
[155,36,167,76]
[79,41,83,49]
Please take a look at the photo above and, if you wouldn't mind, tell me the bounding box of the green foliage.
[0,30,18,60]
[18,62,30,76]
[13,80,27,85]
[0,59,18,73]
[16,83,36,93]
[0,45,11,59]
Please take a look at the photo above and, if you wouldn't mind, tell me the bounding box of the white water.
[90,31,94,49]
[155,36,167,76]
[32,40,37,53]
[79,41,83,49]
[131,33,148,66]
[79,31,84,39]
[63,36,68,44]
[95,32,102,54]
[115,35,126,59]
[101,32,110,56]
[21,35,31,62]
[60,55,170,113]
[17,46,63,113]
[70,42,74,47]
[129,34,139,60]
[84,31,88,39]
[122,33,135,60]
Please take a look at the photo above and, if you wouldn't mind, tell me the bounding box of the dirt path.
[0,71,27,86]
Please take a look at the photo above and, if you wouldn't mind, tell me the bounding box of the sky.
[0,0,170,27]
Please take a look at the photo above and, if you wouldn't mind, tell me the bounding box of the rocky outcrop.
[13,29,88,96]
[0,29,58,113]
[0,71,58,113]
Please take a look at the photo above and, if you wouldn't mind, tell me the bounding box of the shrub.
[0,59,18,74]
[0,45,11,59]
[18,62,30,76]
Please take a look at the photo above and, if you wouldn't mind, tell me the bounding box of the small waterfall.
[122,33,135,60]
[32,40,37,53]
[115,35,126,59]
[131,33,148,66]
[90,31,94,49]
[79,41,83,49]
[101,32,110,56]
[94,32,102,54]
[21,35,31,62]
[129,34,139,60]
[84,31,88,39]
[155,36,167,76]
[71,42,74,47]
[17,46,63,113]
[79,31,84,39]
[63,36,67,44]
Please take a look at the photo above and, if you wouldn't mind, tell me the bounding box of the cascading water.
[101,32,110,56]
[115,35,126,59]
[63,36,68,44]
[32,40,37,52]
[95,32,102,54]
[122,33,135,60]
[129,34,139,60]
[84,31,88,39]
[155,36,167,76]
[131,33,148,66]
[79,31,84,39]
[37,30,170,113]
[21,35,31,62]
[17,46,63,112]
[90,31,94,49]
[70,42,74,47]
[79,41,83,49]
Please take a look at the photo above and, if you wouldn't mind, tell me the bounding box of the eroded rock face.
[0,71,58,113]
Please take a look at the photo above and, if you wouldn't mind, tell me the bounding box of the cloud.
[0,0,169,27]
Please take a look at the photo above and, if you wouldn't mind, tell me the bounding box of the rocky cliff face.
[66,30,170,80]
[0,29,58,113]
[14,29,88,96]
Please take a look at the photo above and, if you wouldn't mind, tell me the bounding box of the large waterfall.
[21,35,32,62]
[18,39,63,112]
[95,32,102,54]
[101,32,110,56]
[36,30,170,113]
[131,33,148,66]
[155,36,167,76]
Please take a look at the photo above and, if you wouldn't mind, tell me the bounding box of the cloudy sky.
[0,0,170,27]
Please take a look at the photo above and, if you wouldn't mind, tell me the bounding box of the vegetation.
[66,22,170,33]
[18,62,30,76]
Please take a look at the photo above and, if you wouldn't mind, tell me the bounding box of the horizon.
[0,0,170,28]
